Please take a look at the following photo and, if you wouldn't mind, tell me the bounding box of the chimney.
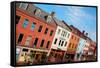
[82,30,85,34]
[51,11,55,17]
[86,33,88,36]
[70,25,72,27]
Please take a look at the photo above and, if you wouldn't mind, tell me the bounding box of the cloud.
[64,6,96,42]
[64,6,96,24]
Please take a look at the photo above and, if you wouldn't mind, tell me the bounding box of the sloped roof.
[70,25,88,40]
[53,17,72,32]
[16,3,57,28]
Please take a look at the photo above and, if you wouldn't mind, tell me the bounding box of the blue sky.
[34,4,97,42]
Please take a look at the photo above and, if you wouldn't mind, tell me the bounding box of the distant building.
[82,36,91,61]
[86,41,96,61]
[63,25,80,62]
[74,31,86,61]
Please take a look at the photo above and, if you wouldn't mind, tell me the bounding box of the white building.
[51,18,72,51]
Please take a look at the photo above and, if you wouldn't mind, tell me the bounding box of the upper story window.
[58,29,61,34]
[16,15,20,24]
[33,38,38,47]
[75,45,77,49]
[61,41,64,46]
[31,22,36,31]
[46,15,52,23]
[61,30,66,37]
[19,3,28,10]
[44,28,48,34]
[67,33,70,38]
[75,36,76,40]
[54,38,57,44]
[68,43,71,48]
[25,36,32,46]
[40,39,45,47]
[65,32,67,37]
[72,44,75,48]
[71,35,73,39]
[34,9,41,17]
[61,31,64,36]
[64,41,67,47]
[17,33,24,44]
[77,38,80,42]
[59,40,61,45]
[38,25,43,32]
[63,31,66,37]
[50,30,53,36]
[46,41,50,48]
[22,19,29,28]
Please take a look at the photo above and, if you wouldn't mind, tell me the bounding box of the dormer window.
[19,3,28,10]
[46,15,52,23]
[34,9,41,17]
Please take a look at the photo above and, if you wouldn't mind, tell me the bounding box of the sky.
[34,4,97,42]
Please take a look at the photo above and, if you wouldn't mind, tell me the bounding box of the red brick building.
[16,3,57,65]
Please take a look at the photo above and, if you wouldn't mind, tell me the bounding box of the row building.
[15,3,97,65]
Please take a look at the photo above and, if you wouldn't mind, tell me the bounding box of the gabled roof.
[70,25,88,39]
[70,25,81,36]
[53,17,72,32]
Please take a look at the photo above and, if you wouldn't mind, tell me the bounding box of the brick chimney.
[51,11,55,17]
[86,33,88,36]
[82,30,85,34]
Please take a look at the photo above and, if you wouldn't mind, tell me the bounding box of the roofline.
[16,8,57,28]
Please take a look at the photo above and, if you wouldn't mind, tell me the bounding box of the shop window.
[30,51,35,59]
[16,48,21,61]
[41,53,46,60]
[54,53,57,58]
[22,48,28,52]
[35,54,39,59]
